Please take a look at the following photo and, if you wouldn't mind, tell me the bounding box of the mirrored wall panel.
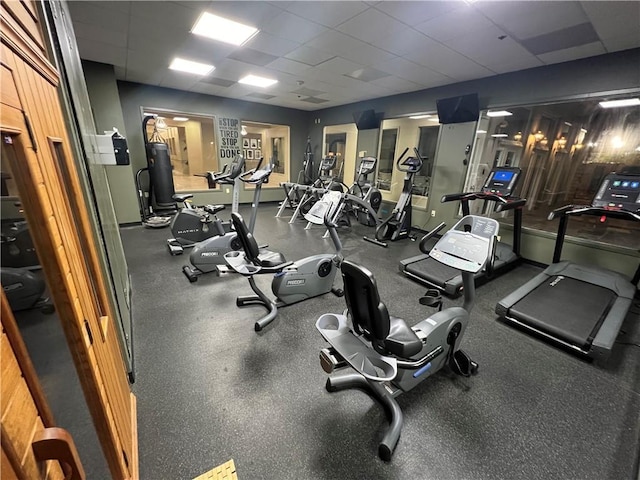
[465,97,640,250]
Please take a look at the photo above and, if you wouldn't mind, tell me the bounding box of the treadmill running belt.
[405,256,460,288]
[509,276,616,349]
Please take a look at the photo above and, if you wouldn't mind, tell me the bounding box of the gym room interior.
[1,1,639,479]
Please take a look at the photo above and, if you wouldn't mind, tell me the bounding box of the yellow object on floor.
[193,459,238,480]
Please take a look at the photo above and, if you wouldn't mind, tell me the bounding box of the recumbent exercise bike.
[316,214,498,460]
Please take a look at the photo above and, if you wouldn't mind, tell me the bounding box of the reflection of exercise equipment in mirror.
[166,155,247,255]
[224,197,345,331]
[346,156,382,226]
[365,147,424,247]
[400,166,526,296]
[316,215,499,461]
[182,161,273,282]
[135,115,176,228]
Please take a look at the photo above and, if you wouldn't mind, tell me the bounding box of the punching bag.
[143,115,176,212]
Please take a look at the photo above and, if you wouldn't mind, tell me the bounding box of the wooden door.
[0,1,138,478]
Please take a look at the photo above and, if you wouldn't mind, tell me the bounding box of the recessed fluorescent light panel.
[169,58,214,75]
[599,98,640,108]
[192,12,258,46]
[238,75,278,88]
[173,117,189,121]
[409,115,431,120]
[491,133,509,138]
[487,110,513,117]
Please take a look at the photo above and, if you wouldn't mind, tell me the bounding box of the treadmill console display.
[482,167,521,197]
[321,156,337,170]
[592,173,640,211]
[430,216,499,273]
[358,157,377,174]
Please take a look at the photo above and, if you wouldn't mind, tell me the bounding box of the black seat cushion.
[204,204,225,215]
[257,249,286,267]
[384,317,422,358]
[173,193,193,202]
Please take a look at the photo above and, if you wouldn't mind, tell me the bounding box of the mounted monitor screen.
[436,93,480,124]
[353,109,383,130]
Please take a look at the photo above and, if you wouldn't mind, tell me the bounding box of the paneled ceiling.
[67,1,640,111]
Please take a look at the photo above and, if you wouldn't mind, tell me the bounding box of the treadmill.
[400,166,526,296]
[496,172,640,362]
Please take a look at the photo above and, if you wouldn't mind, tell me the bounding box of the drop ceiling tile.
[372,56,445,84]
[284,1,370,28]
[248,32,300,57]
[73,21,127,48]
[475,1,588,40]
[284,46,335,66]
[344,67,390,82]
[445,25,534,66]
[601,34,640,52]
[67,1,130,32]
[130,2,199,32]
[335,9,407,44]
[369,75,424,93]
[537,41,607,64]
[373,1,461,26]
[482,56,544,75]
[306,30,395,65]
[77,38,127,68]
[300,97,329,104]
[266,57,311,75]
[228,48,279,67]
[199,77,236,88]
[414,7,495,42]
[262,11,328,43]
[292,87,326,97]
[246,92,277,100]
[520,23,599,56]
[369,27,435,56]
[315,56,364,75]
[582,1,640,40]
[404,43,493,80]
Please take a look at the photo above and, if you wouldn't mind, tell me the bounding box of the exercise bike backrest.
[230,212,261,264]
[340,261,402,356]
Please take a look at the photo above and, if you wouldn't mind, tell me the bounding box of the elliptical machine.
[346,156,382,226]
[224,196,345,331]
[365,148,423,247]
[182,161,273,282]
[166,154,247,255]
[315,215,498,460]
[135,115,176,228]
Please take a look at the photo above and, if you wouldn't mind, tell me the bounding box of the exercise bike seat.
[230,212,287,268]
[342,260,422,359]
[173,193,193,203]
[203,204,225,215]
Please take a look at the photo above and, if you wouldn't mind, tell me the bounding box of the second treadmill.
[400,166,526,296]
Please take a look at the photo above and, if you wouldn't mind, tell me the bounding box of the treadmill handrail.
[441,191,524,207]
[549,205,640,222]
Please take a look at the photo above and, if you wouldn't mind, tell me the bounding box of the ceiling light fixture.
[491,133,508,138]
[241,125,248,136]
[476,130,487,134]
[487,110,513,117]
[169,57,214,75]
[599,98,640,108]
[409,115,431,120]
[173,117,189,122]
[192,12,258,46]
[156,117,168,129]
[238,75,278,88]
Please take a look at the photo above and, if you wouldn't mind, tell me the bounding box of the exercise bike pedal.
[331,287,344,297]
[450,349,478,377]
[419,289,442,311]
[167,239,184,256]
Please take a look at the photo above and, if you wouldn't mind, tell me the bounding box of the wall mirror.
[464,96,640,250]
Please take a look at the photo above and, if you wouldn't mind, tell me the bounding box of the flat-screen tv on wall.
[353,109,383,130]
[436,93,480,124]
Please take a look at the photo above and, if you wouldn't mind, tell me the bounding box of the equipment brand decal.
[286,279,305,286]
[549,275,564,287]
[200,252,219,257]
[178,229,200,234]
